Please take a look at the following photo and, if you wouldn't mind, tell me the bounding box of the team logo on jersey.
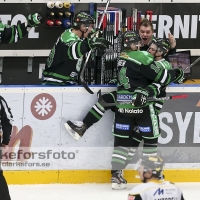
[118,60,126,66]
[117,94,133,101]
[120,52,129,58]
[115,123,130,130]
[153,188,164,196]
[70,72,78,77]
[118,108,124,113]
[138,126,151,132]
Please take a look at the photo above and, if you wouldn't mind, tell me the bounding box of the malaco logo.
[124,109,143,114]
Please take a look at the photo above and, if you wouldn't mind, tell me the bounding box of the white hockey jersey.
[128,180,185,200]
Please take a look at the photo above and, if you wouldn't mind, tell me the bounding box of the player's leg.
[111,137,129,190]
[134,104,165,179]
[136,104,160,157]
[64,91,116,140]
[125,127,143,166]
[0,171,11,200]
[135,104,160,164]
[0,147,11,200]
[111,111,135,190]
[83,91,116,126]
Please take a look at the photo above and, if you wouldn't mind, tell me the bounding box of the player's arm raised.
[1,13,43,44]
[64,37,110,60]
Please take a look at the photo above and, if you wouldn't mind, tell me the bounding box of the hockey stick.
[80,0,111,94]
[97,89,188,107]
[183,56,200,72]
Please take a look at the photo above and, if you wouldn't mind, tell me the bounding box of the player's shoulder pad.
[155,59,172,70]
[138,51,154,65]
[119,51,129,59]
[60,29,80,44]
[120,51,153,65]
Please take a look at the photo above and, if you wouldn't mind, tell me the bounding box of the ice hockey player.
[128,155,185,200]
[64,19,177,140]
[64,36,179,141]
[0,13,43,200]
[42,11,111,85]
[110,31,184,190]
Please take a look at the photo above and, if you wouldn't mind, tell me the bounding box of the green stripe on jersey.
[77,42,82,57]
[43,71,74,81]
[9,26,15,43]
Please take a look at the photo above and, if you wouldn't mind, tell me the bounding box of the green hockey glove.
[27,13,44,27]
[108,76,118,85]
[132,87,149,107]
[88,37,111,51]
[88,29,103,38]
[173,68,185,84]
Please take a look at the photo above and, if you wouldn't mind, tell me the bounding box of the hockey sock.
[111,146,129,171]
[124,136,141,166]
[142,137,158,156]
[83,102,105,128]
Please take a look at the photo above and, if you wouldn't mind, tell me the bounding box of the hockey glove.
[108,76,118,85]
[173,68,185,84]
[88,29,103,38]
[132,87,149,107]
[88,37,111,51]
[27,13,44,27]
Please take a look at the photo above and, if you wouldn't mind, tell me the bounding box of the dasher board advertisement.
[0,3,200,50]
[0,86,200,171]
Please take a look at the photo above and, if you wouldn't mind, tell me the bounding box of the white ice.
[9,183,200,200]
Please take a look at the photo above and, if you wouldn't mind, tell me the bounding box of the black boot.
[64,120,88,140]
[111,170,127,190]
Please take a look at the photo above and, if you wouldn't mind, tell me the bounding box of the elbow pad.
[145,83,161,97]
[155,68,176,85]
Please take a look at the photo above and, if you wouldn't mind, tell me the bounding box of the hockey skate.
[111,170,127,190]
[64,120,88,141]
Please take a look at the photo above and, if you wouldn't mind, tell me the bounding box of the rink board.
[0,85,200,183]
[4,169,200,184]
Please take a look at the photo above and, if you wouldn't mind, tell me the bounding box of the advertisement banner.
[0,86,200,171]
[0,3,200,50]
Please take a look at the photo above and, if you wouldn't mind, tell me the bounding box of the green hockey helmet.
[73,11,95,29]
[123,31,142,48]
[151,38,171,57]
